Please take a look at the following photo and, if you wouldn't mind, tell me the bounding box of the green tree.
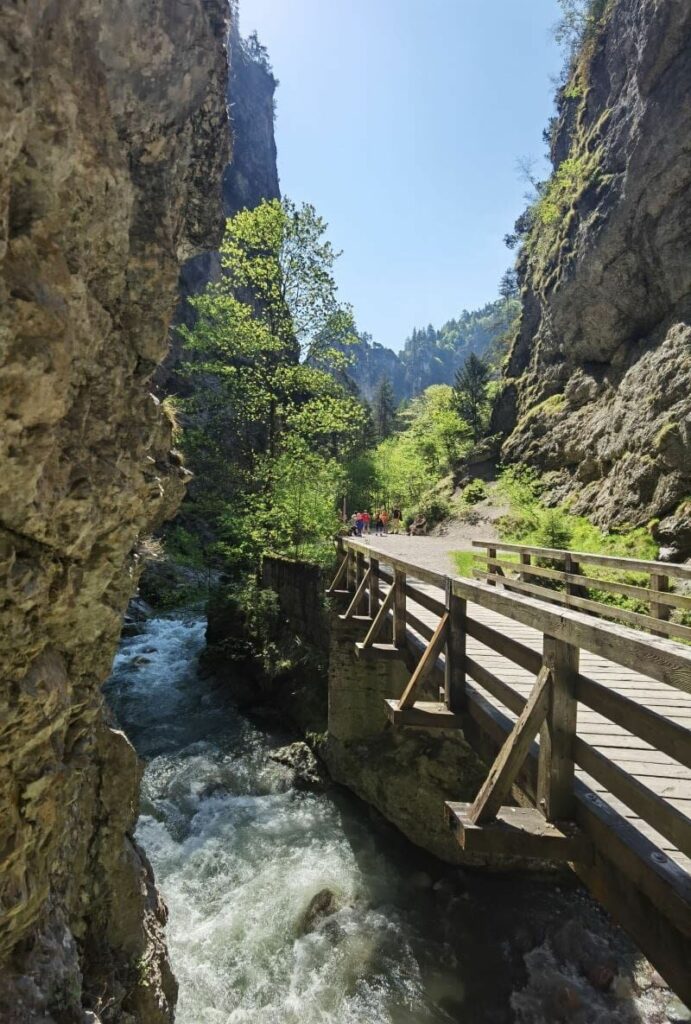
[453,353,491,441]
[371,377,397,439]
[178,198,366,566]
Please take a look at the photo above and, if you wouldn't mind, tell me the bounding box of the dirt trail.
[357,489,510,577]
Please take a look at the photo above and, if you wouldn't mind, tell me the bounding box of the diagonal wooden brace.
[361,585,395,648]
[343,567,372,620]
[469,665,552,825]
[326,553,349,594]
[398,612,449,710]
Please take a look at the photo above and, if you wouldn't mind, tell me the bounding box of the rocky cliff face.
[494,0,691,555]
[0,2,229,1020]
[157,16,280,390]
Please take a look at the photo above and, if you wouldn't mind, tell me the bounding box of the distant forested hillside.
[348,297,518,401]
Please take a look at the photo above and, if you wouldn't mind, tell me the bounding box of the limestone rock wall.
[0,2,229,1020]
[494,0,691,554]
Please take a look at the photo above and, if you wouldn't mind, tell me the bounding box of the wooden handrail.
[341,537,691,693]
[471,538,691,581]
[335,536,691,923]
[474,568,691,644]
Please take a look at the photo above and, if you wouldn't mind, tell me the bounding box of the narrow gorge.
[1,1,690,1022]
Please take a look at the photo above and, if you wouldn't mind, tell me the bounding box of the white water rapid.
[106,614,686,1024]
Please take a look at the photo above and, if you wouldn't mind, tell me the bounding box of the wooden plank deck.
[404,577,691,877]
[331,538,691,999]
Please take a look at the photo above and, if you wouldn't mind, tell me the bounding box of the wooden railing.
[329,537,691,875]
[471,539,691,643]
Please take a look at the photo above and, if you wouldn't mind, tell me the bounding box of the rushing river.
[105,613,682,1024]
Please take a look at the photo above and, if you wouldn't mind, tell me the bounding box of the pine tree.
[453,353,490,441]
[372,377,397,440]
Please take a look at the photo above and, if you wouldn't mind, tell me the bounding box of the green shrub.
[462,478,488,505]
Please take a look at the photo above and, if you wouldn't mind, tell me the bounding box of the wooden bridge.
[328,536,691,1004]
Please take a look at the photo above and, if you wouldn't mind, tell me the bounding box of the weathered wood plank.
[360,584,395,648]
[369,557,380,617]
[446,582,467,713]
[574,739,691,860]
[452,578,691,693]
[538,636,579,821]
[482,557,691,612]
[466,617,542,673]
[577,675,691,770]
[326,553,349,595]
[470,538,691,580]
[465,656,526,716]
[399,613,449,710]
[393,568,407,649]
[342,567,372,621]
[354,641,403,661]
[447,802,591,862]
[385,698,464,729]
[405,582,445,616]
[470,666,552,825]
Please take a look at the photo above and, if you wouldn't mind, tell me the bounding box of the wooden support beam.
[326,553,349,595]
[393,569,407,650]
[360,585,394,648]
[650,573,670,638]
[369,557,380,618]
[355,642,403,661]
[446,803,591,863]
[469,666,552,825]
[346,548,356,591]
[537,636,579,821]
[445,579,466,713]
[342,567,371,621]
[355,551,366,614]
[385,698,464,730]
[398,613,449,710]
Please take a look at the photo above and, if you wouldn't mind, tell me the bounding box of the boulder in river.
[269,741,328,791]
[297,888,340,935]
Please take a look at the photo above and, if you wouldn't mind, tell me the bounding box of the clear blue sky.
[241,0,564,351]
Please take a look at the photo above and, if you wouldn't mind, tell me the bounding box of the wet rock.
[297,889,340,935]
[269,742,328,791]
[666,995,691,1022]
[128,597,155,623]
[585,963,614,992]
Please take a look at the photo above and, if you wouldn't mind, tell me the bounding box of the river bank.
[104,610,686,1022]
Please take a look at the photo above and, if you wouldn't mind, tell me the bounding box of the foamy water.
[106,614,686,1024]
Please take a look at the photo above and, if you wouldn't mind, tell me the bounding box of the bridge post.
[369,557,380,618]
[538,635,579,821]
[650,573,670,637]
[393,568,406,650]
[346,547,356,592]
[355,551,367,614]
[445,578,466,712]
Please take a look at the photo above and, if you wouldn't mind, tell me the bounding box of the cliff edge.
[494,0,691,557]
[0,1,229,1020]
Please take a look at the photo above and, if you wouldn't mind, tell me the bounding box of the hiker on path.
[408,513,427,536]
[391,507,402,534]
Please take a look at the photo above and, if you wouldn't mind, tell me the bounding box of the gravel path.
[355,492,509,576]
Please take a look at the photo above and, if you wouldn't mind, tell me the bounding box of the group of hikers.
[345,507,428,537]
